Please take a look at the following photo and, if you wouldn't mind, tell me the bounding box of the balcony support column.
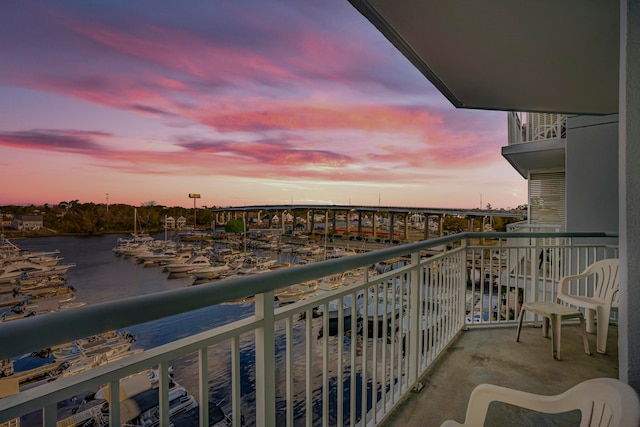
[424,215,429,240]
[619,0,640,392]
[44,403,56,427]
[332,209,337,234]
[254,291,276,427]
[389,212,395,242]
[372,212,377,238]
[310,210,315,235]
[404,213,409,241]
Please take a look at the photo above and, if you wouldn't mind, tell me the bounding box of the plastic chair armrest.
[557,271,590,299]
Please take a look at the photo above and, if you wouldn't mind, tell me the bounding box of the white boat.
[210,248,240,263]
[275,280,319,305]
[189,263,231,280]
[58,370,232,427]
[315,292,363,318]
[0,260,75,284]
[52,330,136,362]
[164,255,212,274]
[326,248,357,258]
[317,272,346,291]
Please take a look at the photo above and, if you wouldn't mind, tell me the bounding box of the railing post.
[531,239,540,303]
[408,250,420,386]
[460,238,468,328]
[255,291,276,427]
[43,403,56,427]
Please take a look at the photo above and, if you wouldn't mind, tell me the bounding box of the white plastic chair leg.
[596,306,611,354]
[585,307,596,333]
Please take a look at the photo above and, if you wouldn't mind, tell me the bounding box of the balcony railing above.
[508,112,567,145]
[0,232,618,427]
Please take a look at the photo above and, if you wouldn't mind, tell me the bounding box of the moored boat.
[0,260,75,284]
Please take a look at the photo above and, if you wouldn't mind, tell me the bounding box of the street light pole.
[188,193,201,230]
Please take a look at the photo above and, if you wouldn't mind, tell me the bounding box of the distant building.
[176,216,187,229]
[0,214,11,230]
[13,215,44,231]
[163,216,176,229]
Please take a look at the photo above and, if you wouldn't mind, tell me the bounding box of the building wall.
[565,114,619,233]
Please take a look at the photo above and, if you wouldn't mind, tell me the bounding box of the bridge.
[209,204,527,242]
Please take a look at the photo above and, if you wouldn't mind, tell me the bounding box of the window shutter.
[529,172,566,231]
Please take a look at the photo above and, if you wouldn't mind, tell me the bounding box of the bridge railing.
[0,232,618,426]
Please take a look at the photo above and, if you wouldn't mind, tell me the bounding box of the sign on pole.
[188,194,201,227]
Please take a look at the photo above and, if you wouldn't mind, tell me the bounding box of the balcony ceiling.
[348,1,620,115]
[501,139,566,178]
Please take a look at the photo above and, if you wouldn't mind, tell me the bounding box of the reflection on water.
[16,234,396,425]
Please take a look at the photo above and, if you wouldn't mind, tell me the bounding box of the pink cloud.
[0,2,522,209]
[0,129,110,152]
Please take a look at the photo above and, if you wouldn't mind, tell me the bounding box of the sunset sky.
[0,0,527,210]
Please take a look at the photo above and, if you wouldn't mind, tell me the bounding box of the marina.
[1,230,509,426]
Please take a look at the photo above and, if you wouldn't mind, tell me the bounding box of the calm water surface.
[14,234,358,426]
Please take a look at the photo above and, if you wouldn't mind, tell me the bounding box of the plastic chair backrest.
[586,259,619,304]
[442,377,640,427]
[566,377,639,426]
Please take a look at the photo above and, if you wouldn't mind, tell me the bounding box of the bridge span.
[209,204,526,243]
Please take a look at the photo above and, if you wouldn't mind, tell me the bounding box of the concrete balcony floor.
[383,323,619,426]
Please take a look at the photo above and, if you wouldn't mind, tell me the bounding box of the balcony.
[0,231,619,426]
[502,113,567,179]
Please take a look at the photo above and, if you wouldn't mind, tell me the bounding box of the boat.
[274,280,319,305]
[25,253,63,267]
[57,369,232,427]
[56,347,144,379]
[209,248,240,263]
[315,291,363,319]
[189,263,231,280]
[123,386,198,426]
[0,260,75,284]
[326,248,357,259]
[164,255,212,275]
[52,331,136,362]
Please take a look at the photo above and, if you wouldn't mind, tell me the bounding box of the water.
[13,234,258,421]
[10,234,503,426]
[12,234,362,426]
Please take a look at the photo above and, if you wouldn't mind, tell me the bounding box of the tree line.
[0,201,526,237]
[0,201,216,236]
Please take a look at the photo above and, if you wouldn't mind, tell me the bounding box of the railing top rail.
[0,231,618,359]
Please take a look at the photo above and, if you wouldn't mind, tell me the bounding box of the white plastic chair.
[441,378,640,427]
[557,258,619,354]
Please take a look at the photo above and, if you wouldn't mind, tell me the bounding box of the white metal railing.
[0,232,618,427]
[508,112,567,145]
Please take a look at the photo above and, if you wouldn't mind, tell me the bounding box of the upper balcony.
[0,231,619,426]
[502,112,567,178]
